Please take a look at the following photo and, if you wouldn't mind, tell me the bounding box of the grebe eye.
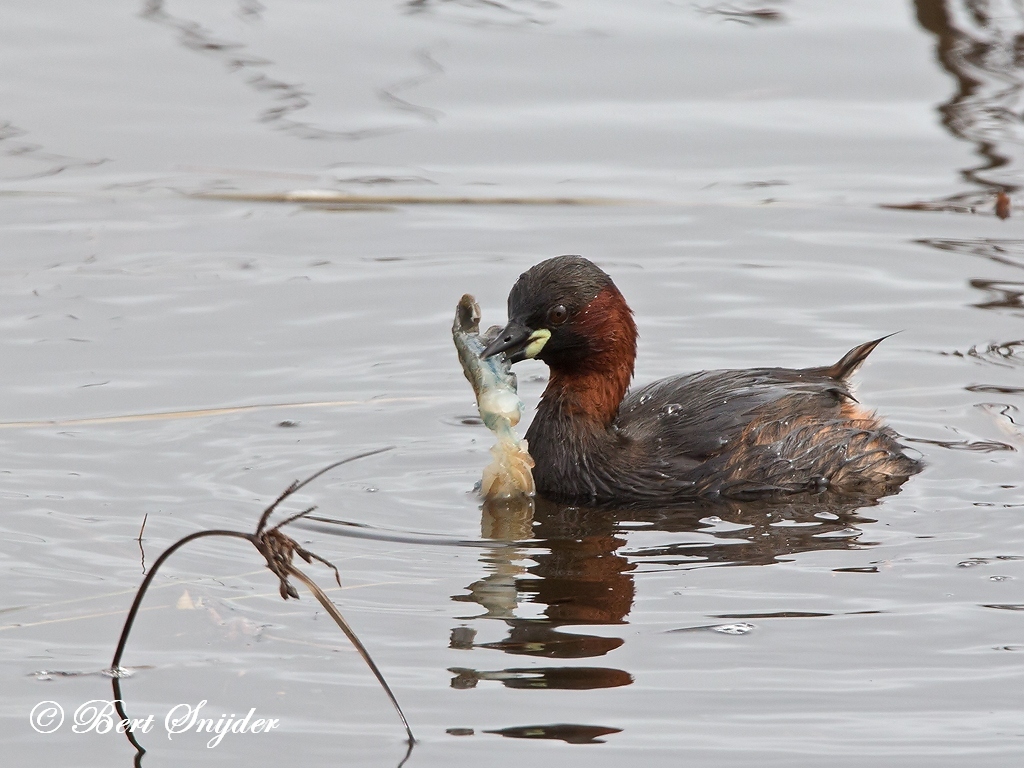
[547,304,568,326]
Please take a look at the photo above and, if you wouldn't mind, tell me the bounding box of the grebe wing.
[616,367,854,460]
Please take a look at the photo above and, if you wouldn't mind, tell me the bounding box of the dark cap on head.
[481,255,627,364]
[507,255,613,323]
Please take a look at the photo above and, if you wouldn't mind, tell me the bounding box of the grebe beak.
[481,320,550,363]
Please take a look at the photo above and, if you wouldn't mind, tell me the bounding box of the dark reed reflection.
[917,237,1024,269]
[140,0,339,140]
[448,491,882,691]
[902,1,1024,212]
[403,0,559,27]
[914,234,1024,452]
[970,279,1024,312]
[0,120,106,180]
[140,0,440,142]
[918,236,1024,364]
[695,1,787,25]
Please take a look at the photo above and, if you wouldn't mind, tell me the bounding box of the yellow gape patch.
[523,329,552,359]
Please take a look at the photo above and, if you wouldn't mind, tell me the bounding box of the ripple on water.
[904,436,1014,452]
[958,556,1024,568]
[945,339,1024,366]
[667,622,755,635]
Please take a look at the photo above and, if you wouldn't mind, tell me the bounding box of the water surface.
[1,2,1023,766]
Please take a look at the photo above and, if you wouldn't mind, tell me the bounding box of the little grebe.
[481,255,920,503]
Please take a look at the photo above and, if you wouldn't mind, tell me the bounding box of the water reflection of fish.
[453,294,535,499]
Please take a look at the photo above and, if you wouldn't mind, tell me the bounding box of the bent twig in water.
[109,447,414,762]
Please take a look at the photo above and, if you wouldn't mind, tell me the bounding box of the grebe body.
[481,255,919,503]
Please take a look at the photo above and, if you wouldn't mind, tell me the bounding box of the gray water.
[1,1,1023,766]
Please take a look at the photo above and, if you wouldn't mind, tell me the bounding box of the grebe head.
[482,255,637,378]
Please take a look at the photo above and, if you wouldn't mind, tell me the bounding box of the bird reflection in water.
[449,497,634,691]
[484,723,622,744]
[448,491,882,692]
